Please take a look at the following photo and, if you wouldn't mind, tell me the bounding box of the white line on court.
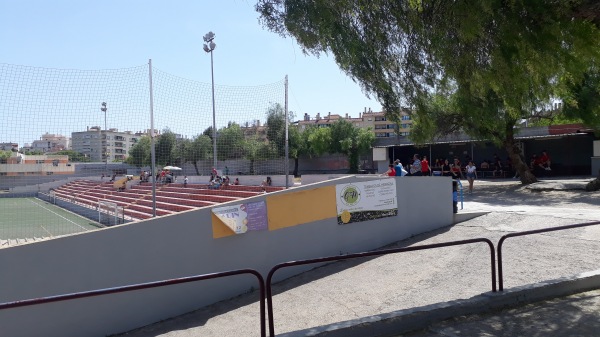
[40,225,53,237]
[28,198,89,232]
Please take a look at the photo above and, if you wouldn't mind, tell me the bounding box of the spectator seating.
[53,179,284,221]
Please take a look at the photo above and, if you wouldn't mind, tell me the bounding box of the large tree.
[126,136,152,167]
[257,1,600,183]
[155,129,177,166]
[304,120,375,173]
[185,134,213,175]
[265,103,287,157]
[217,122,247,160]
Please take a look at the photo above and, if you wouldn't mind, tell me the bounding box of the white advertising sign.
[335,179,398,225]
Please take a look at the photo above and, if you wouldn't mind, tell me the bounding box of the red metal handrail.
[497,220,600,291]
[0,268,266,337]
[266,238,496,337]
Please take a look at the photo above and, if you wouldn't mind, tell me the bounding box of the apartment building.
[71,127,142,162]
[0,143,18,152]
[22,133,70,153]
[295,108,413,137]
[0,153,73,176]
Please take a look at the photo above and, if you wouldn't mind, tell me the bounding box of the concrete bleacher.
[53,179,281,221]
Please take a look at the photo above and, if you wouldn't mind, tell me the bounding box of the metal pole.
[100,102,108,175]
[211,50,217,169]
[104,108,107,173]
[149,59,157,217]
[284,75,289,189]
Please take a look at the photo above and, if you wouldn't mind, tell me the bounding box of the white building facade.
[71,127,142,162]
[31,133,70,152]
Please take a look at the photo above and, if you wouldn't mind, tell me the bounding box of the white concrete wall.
[0,176,454,337]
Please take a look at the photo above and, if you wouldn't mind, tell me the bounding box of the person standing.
[492,154,503,178]
[394,159,406,176]
[183,176,188,188]
[451,158,463,179]
[442,159,454,177]
[421,155,430,176]
[465,161,477,194]
[410,154,422,176]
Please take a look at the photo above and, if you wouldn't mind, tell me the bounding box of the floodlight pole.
[101,102,108,175]
[203,31,217,169]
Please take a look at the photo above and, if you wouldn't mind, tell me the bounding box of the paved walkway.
[402,288,600,337]
[116,177,600,337]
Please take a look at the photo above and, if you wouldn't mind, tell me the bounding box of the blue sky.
[0,0,381,145]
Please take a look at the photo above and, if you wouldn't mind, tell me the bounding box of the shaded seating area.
[53,179,284,221]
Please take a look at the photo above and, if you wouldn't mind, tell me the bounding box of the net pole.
[211,49,217,169]
[149,59,157,217]
[284,75,289,189]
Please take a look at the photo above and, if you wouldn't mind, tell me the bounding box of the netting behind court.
[0,197,102,245]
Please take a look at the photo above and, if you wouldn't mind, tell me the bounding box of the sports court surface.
[0,197,101,242]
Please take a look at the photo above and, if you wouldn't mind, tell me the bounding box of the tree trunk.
[503,132,537,184]
[192,161,200,175]
[348,151,359,173]
[293,157,299,177]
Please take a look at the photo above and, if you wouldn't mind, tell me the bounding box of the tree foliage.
[217,122,246,160]
[185,134,213,174]
[562,67,600,132]
[155,129,177,166]
[257,0,600,183]
[0,150,12,160]
[126,136,152,167]
[265,103,287,157]
[54,150,90,162]
[303,120,375,173]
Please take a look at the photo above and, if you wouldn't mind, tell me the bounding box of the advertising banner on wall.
[212,201,268,234]
[335,179,398,225]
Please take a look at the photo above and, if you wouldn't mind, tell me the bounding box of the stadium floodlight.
[203,31,217,168]
[100,102,108,174]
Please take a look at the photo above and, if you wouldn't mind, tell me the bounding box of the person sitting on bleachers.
[209,176,222,190]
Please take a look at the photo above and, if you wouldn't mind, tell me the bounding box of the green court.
[0,197,102,240]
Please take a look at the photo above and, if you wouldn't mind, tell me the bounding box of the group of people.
[209,167,239,189]
[139,170,151,183]
[530,150,552,172]
[383,154,432,177]
[384,150,553,194]
[383,154,478,194]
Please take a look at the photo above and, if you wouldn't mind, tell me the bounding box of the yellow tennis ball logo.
[340,210,351,224]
